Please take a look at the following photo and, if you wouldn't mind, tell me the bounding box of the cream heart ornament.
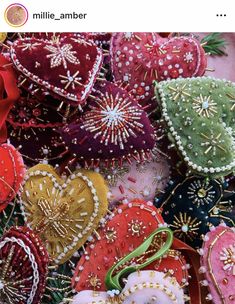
[72,271,185,304]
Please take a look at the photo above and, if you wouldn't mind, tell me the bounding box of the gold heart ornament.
[19,164,108,264]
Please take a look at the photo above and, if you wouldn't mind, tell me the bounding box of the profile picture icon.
[4,3,28,27]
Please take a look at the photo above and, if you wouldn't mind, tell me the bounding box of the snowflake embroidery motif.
[18,42,42,52]
[44,43,80,69]
[184,52,194,63]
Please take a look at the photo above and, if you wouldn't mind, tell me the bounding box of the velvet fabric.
[0,143,25,212]
[111,33,206,104]
[19,164,108,264]
[201,225,235,303]
[155,176,235,248]
[60,81,155,166]
[156,77,235,178]
[10,36,103,106]
[0,226,49,304]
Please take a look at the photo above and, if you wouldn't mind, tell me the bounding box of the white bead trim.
[0,236,39,304]
[157,76,235,175]
[19,169,103,264]
[10,37,103,103]
[74,201,164,286]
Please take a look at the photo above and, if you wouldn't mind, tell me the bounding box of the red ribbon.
[0,55,20,143]
[173,238,202,304]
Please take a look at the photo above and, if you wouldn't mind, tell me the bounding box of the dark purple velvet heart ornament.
[59,81,156,166]
[8,124,68,166]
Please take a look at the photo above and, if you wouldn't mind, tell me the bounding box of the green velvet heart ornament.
[155,77,235,178]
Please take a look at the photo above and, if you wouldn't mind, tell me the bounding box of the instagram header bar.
[0,0,234,31]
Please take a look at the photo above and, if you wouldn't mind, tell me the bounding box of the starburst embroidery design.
[128,219,146,237]
[184,52,194,63]
[152,167,168,187]
[104,227,117,244]
[25,180,87,257]
[100,166,129,187]
[59,70,82,90]
[81,92,144,150]
[170,212,201,242]
[123,32,135,41]
[18,42,42,51]
[36,197,71,238]
[168,83,191,101]
[45,43,80,69]
[86,273,102,289]
[220,245,235,275]
[0,246,34,303]
[187,179,215,207]
[39,145,52,157]
[192,95,217,118]
[136,162,148,173]
[200,132,227,156]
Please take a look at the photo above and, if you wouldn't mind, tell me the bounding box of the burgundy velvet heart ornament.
[60,81,155,166]
[199,225,235,303]
[7,93,65,128]
[0,143,25,212]
[6,89,78,165]
[110,33,207,104]
[9,36,103,106]
[81,32,112,49]
[8,125,68,166]
[72,199,165,291]
[0,226,49,304]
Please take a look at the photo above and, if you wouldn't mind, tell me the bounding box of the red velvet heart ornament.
[0,226,49,304]
[10,36,103,106]
[60,81,155,166]
[145,249,189,285]
[72,199,164,291]
[110,33,207,104]
[0,54,20,143]
[0,143,25,212]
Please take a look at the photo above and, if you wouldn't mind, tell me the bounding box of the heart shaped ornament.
[72,199,189,291]
[144,248,189,286]
[110,33,206,104]
[156,77,235,178]
[8,125,68,166]
[155,176,235,248]
[0,226,49,304]
[72,271,185,304]
[99,157,170,205]
[7,91,72,165]
[7,93,65,128]
[0,143,25,211]
[19,164,109,264]
[200,225,235,303]
[10,36,103,106]
[60,81,155,166]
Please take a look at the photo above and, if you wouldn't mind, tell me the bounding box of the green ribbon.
[105,227,173,291]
